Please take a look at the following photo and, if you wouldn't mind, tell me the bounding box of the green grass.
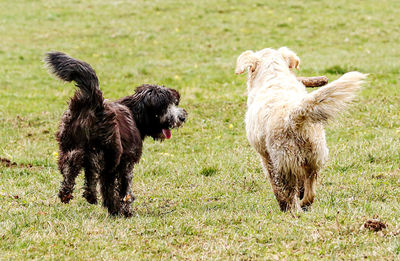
[1,0,400,259]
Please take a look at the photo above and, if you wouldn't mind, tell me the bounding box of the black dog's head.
[118,84,187,140]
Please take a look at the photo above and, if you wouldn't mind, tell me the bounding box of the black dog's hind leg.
[117,156,136,217]
[82,151,104,205]
[83,166,98,204]
[58,149,84,203]
[99,170,120,216]
[99,149,123,216]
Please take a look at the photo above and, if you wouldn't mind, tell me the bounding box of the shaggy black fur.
[46,52,187,217]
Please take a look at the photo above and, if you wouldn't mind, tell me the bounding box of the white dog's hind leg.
[300,174,317,210]
[260,155,292,211]
[285,184,302,213]
[275,172,302,212]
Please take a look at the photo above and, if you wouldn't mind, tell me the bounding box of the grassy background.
[1,0,400,259]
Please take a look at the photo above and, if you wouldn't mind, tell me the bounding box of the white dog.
[235,47,366,212]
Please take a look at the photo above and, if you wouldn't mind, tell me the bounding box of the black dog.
[46,52,187,217]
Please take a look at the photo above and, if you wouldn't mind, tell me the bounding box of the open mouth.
[162,128,171,139]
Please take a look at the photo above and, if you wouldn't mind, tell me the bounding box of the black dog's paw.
[83,191,98,205]
[120,203,133,218]
[119,194,134,218]
[58,192,73,203]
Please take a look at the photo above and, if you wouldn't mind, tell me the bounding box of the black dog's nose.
[179,115,186,122]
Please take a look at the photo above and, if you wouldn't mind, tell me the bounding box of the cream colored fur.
[235,47,367,212]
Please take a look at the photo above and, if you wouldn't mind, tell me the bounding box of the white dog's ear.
[278,47,300,70]
[235,50,259,75]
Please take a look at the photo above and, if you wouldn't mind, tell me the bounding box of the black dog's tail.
[45,52,103,107]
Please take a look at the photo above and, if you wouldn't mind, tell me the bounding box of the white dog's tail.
[290,72,367,126]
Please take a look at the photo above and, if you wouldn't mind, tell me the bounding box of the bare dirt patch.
[0,157,33,168]
[364,219,387,232]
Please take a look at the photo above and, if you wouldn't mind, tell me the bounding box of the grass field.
[1,0,400,259]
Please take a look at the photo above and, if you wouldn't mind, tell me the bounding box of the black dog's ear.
[168,88,180,105]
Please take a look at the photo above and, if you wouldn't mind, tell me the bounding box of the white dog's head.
[235,47,300,76]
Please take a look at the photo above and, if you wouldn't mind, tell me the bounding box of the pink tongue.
[162,129,171,139]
